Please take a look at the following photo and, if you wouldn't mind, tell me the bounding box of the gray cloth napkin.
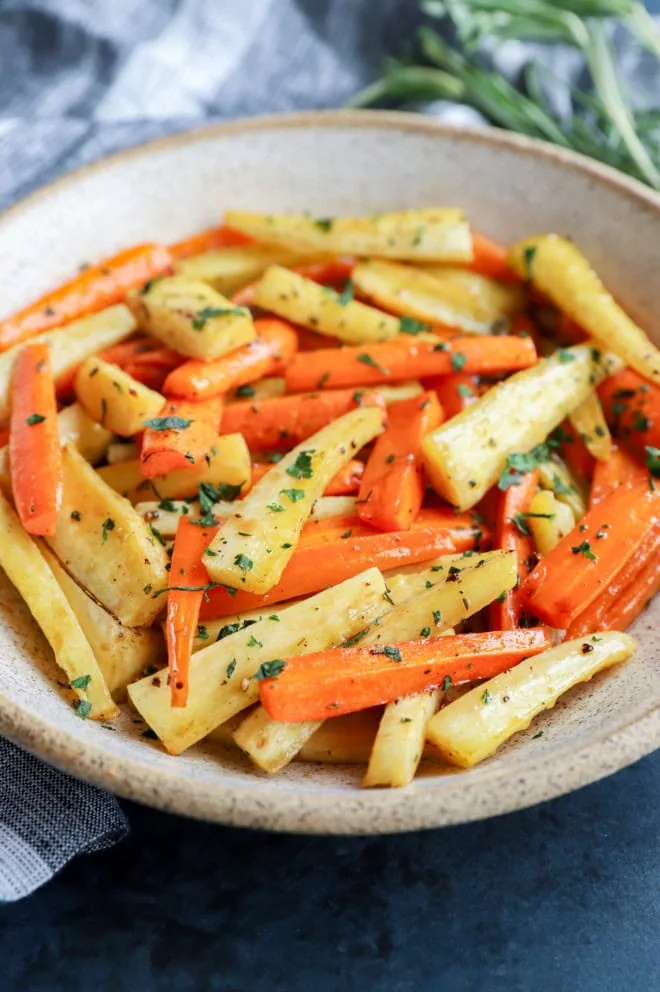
[0,0,657,902]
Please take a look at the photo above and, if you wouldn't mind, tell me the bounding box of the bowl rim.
[0,109,658,834]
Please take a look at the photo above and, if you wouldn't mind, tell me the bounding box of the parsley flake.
[251,659,287,680]
[26,413,46,426]
[143,416,192,431]
[286,450,314,480]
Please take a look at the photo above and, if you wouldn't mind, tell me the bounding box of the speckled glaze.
[0,112,658,834]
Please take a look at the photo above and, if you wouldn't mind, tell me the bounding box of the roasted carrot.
[324,459,364,495]
[168,225,253,261]
[0,244,172,352]
[468,233,518,282]
[520,478,660,629]
[422,372,479,419]
[163,318,298,400]
[249,458,364,496]
[166,517,219,707]
[199,508,488,618]
[488,469,539,630]
[295,327,342,352]
[599,368,660,463]
[220,388,386,451]
[566,519,660,637]
[285,334,537,392]
[140,397,223,478]
[589,444,646,508]
[292,259,355,286]
[358,392,443,531]
[120,365,169,391]
[552,421,594,483]
[0,427,8,448]
[259,628,552,722]
[54,337,177,396]
[9,343,62,535]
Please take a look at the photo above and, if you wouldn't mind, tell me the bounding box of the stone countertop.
[0,753,657,991]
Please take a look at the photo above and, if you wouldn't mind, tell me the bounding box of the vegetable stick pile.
[0,207,656,789]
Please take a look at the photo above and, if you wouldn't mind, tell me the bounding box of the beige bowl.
[0,111,658,833]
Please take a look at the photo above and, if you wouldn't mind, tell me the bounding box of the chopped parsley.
[280,488,305,503]
[571,541,597,561]
[196,625,209,641]
[235,384,256,398]
[552,473,573,495]
[75,700,92,720]
[247,634,263,648]
[441,675,453,691]
[226,658,237,679]
[69,674,92,690]
[482,689,493,704]
[26,413,46,426]
[199,481,243,511]
[286,450,314,480]
[645,445,660,485]
[149,524,166,546]
[556,349,575,364]
[510,513,532,537]
[498,444,549,490]
[234,554,253,573]
[399,316,431,335]
[143,416,192,431]
[251,659,287,680]
[336,280,354,306]
[357,352,389,375]
[432,610,442,625]
[420,627,431,637]
[267,502,285,512]
[451,352,467,372]
[342,628,370,648]
[522,244,537,281]
[192,306,244,329]
[101,518,115,542]
[457,383,474,398]
[314,218,334,232]
[372,644,402,663]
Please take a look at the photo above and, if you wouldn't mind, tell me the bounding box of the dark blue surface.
[0,754,658,991]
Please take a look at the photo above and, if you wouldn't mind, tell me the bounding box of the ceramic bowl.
[0,111,658,833]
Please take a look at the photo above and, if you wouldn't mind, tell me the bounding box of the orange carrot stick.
[566,520,660,637]
[292,259,355,285]
[467,233,518,282]
[120,365,169,391]
[0,244,172,352]
[423,372,479,419]
[358,392,443,532]
[553,421,594,483]
[199,508,488,618]
[259,628,552,722]
[520,478,660,629]
[220,388,386,451]
[166,517,219,707]
[249,458,364,496]
[140,398,223,478]
[163,318,298,400]
[598,368,660,463]
[285,334,537,392]
[55,336,165,396]
[323,459,364,495]
[0,427,8,448]
[589,444,646,508]
[488,469,539,630]
[9,343,62,535]
[168,225,253,261]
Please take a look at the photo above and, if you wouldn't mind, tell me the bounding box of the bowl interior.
[0,112,658,833]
